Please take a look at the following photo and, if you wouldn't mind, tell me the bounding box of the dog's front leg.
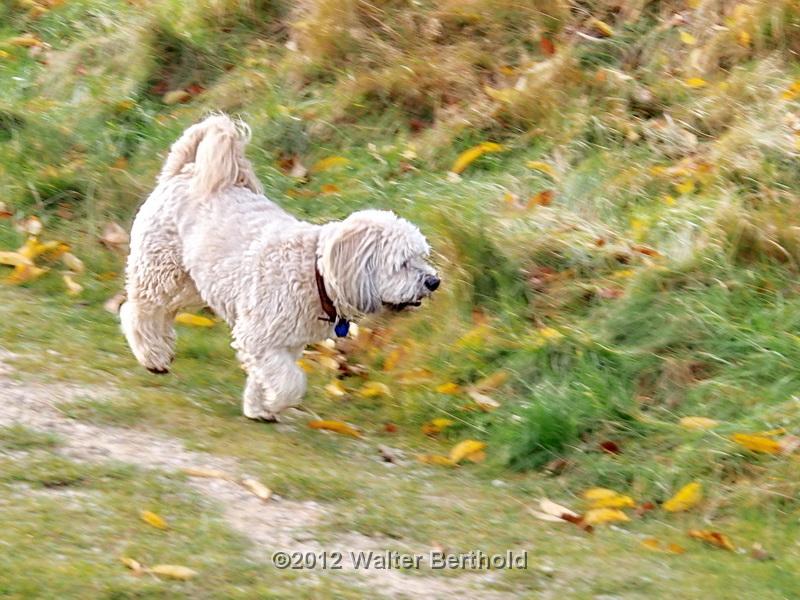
[239,348,307,422]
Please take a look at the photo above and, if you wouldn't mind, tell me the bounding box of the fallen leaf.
[474,370,508,391]
[308,420,362,438]
[731,433,781,454]
[679,31,697,45]
[663,481,702,512]
[688,529,735,551]
[383,347,405,372]
[383,422,398,433]
[582,488,635,509]
[641,538,686,554]
[684,77,707,88]
[396,367,434,384]
[675,179,695,195]
[416,454,456,467]
[61,252,85,273]
[750,543,771,561]
[449,439,487,464]
[435,382,461,394]
[311,156,349,173]
[540,37,556,55]
[63,274,83,296]
[320,183,340,195]
[140,510,168,530]
[630,244,661,258]
[120,556,143,573]
[533,497,580,521]
[4,263,46,284]
[163,90,191,105]
[584,508,630,525]
[100,222,129,248]
[781,80,800,101]
[0,251,33,268]
[148,565,198,580]
[325,380,347,397]
[421,418,455,436]
[526,161,558,179]
[181,467,230,479]
[527,190,554,208]
[738,30,751,47]
[175,313,215,327]
[635,501,657,517]
[240,477,272,501]
[588,18,614,37]
[679,416,719,430]
[450,142,505,174]
[599,440,622,455]
[8,35,43,47]
[466,388,500,411]
[358,381,391,398]
[103,292,126,315]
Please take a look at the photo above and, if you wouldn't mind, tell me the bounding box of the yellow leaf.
[0,50,10,59]
[175,313,216,327]
[584,508,630,525]
[4,263,46,285]
[421,418,455,436]
[680,31,697,45]
[781,80,800,101]
[16,237,65,261]
[325,380,347,397]
[675,179,695,195]
[120,556,143,573]
[148,565,198,580]
[449,439,487,464]
[181,467,230,479]
[641,538,686,554]
[316,355,340,371]
[679,416,719,430]
[663,481,702,512]
[320,183,340,195]
[383,347,404,372]
[359,381,391,398]
[396,367,434,384]
[163,90,191,105]
[311,156,350,173]
[582,488,636,509]
[63,274,83,296]
[688,529,735,551]
[296,358,314,373]
[484,86,517,103]
[435,382,461,394]
[140,510,168,530]
[473,370,509,391]
[450,142,505,174]
[684,77,707,88]
[240,478,272,501]
[730,433,781,454]
[455,323,491,348]
[738,30,751,47]
[308,420,362,438]
[416,454,456,467]
[589,18,614,37]
[539,327,563,341]
[8,35,43,47]
[525,160,557,179]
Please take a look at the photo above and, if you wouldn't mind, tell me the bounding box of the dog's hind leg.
[120,300,177,374]
[237,346,306,421]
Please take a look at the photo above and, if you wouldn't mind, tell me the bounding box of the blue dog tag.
[334,318,350,338]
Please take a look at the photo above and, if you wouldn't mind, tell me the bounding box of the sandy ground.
[0,348,511,598]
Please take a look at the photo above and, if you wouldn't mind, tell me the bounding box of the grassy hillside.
[3,0,800,590]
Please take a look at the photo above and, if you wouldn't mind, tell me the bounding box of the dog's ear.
[320,218,382,316]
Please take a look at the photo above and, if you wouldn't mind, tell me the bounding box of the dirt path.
[0,349,509,599]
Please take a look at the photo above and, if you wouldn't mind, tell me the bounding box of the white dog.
[120,114,439,421]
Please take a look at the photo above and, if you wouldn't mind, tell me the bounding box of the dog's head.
[319,210,439,318]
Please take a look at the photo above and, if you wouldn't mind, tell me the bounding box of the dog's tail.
[158,113,262,197]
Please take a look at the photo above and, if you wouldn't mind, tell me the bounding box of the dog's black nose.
[425,275,440,291]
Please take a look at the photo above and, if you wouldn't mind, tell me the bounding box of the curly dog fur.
[121,114,439,420]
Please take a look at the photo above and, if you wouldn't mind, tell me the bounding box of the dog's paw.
[147,366,170,375]
[248,414,280,424]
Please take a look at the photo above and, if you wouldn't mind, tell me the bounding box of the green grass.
[3,0,800,596]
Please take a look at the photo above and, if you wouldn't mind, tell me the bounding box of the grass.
[3,0,800,596]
